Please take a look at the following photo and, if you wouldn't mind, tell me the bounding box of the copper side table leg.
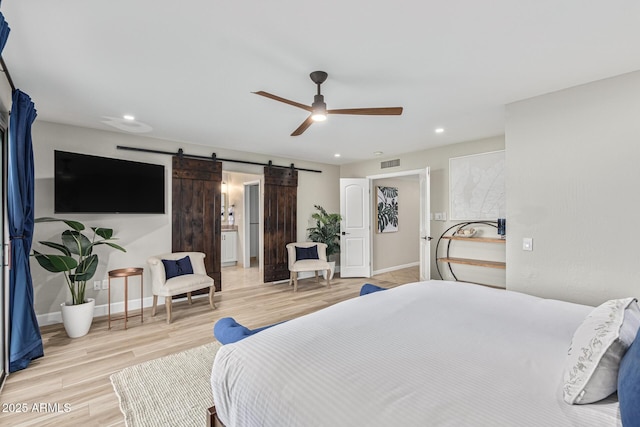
[140,274,144,323]
[108,277,112,330]
[124,276,129,330]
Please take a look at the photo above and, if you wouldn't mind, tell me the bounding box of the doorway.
[371,175,420,275]
[220,172,263,291]
[340,168,430,281]
[243,181,260,269]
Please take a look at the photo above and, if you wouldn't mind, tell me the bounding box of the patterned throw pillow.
[563,298,640,404]
[162,256,194,280]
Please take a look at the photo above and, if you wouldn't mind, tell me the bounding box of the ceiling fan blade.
[327,107,403,116]
[291,116,314,136]
[253,91,312,112]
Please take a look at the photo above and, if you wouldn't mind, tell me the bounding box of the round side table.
[108,267,144,330]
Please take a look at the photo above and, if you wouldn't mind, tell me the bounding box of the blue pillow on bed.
[360,283,387,296]
[618,328,640,427]
[295,245,319,261]
[214,317,281,345]
[162,256,193,279]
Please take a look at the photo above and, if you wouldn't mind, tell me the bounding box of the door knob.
[421,236,432,241]
[342,232,350,235]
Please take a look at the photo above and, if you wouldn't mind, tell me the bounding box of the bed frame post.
[207,405,224,427]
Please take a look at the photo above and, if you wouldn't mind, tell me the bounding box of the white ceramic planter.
[60,298,95,338]
[323,261,336,281]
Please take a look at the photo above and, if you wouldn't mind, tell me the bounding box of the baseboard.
[372,262,419,276]
[36,294,207,327]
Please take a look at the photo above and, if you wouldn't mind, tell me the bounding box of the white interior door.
[419,167,431,281]
[340,178,370,277]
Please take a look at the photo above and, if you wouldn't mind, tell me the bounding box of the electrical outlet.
[93,281,101,291]
[101,279,109,290]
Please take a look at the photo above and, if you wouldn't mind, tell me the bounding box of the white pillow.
[563,297,640,404]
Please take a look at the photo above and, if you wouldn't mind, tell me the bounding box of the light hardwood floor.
[1,266,419,427]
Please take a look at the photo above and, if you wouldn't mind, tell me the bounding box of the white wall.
[341,136,506,284]
[505,70,640,306]
[31,121,340,323]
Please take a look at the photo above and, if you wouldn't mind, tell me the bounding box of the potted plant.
[307,205,342,280]
[32,217,126,338]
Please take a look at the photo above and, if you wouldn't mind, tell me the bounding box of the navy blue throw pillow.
[162,256,194,279]
[214,317,283,345]
[618,329,640,427]
[295,245,319,261]
[360,283,388,296]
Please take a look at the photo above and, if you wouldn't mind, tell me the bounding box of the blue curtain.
[0,12,9,55]
[8,89,43,372]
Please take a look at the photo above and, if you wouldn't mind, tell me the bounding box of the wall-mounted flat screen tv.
[55,150,165,214]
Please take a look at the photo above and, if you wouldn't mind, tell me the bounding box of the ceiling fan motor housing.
[312,94,326,110]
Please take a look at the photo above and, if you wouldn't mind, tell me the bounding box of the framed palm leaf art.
[376,186,398,233]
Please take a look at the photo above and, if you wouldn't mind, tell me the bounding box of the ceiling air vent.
[380,159,400,169]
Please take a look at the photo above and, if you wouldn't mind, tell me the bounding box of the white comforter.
[211,280,621,426]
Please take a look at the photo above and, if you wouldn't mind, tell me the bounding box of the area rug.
[111,341,222,427]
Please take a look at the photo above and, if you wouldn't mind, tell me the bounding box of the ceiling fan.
[253,71,403,136]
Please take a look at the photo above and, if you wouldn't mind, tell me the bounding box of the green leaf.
[35,217,85,231]
[61,230,92,256]
[72,254,98,282]
[38,241,72,256]
[32,251,78,273]
[92,227,113,239]
[104,242,127,252]
[91,241,127,252]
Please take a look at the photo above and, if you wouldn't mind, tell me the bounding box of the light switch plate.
[523,237,533,251]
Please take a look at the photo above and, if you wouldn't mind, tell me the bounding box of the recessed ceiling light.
[334,153,341,158]
[435,128,445,134]
[373,151,383,156]
[123,115,135,121]
[102,116,152,133]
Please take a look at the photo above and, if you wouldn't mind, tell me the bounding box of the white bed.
[211,280,621,426]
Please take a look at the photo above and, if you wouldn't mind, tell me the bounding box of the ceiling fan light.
[311,98,327,121]
[312,112,327,122]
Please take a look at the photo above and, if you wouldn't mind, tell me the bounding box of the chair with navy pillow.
[147,252,215,323]
[286,242,332,292]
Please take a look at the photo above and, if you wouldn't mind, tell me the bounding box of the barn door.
[263,167,298,283]
[172,156,222,291]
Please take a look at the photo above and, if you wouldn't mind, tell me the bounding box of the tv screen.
[55,150,165,214]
